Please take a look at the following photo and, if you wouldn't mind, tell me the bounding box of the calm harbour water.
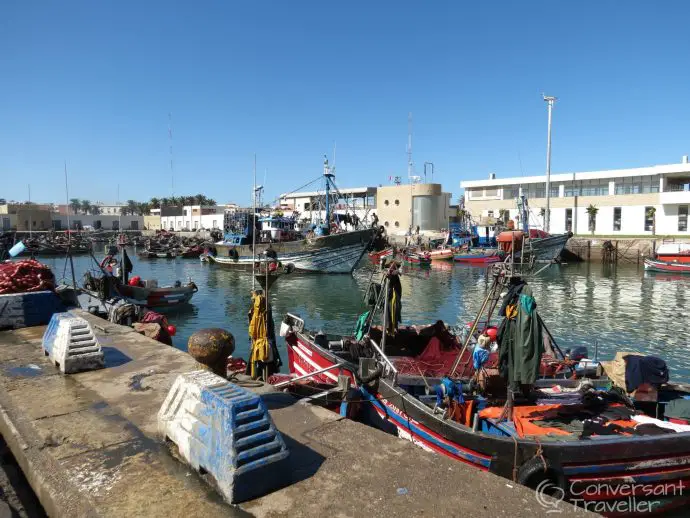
[43,251,690,382]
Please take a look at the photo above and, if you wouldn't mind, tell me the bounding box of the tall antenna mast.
[543,94,557,233]
[252,154,257,290]
[407,112,414,181]
[28,184,32,237]
[64,161,71,234]
[169,112,174,197]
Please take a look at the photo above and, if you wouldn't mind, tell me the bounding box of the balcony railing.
[665,184,690,193]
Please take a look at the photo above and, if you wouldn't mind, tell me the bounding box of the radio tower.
[169,112,174,197]
[407,112,414,182]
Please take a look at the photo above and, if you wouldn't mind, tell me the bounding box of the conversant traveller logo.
[534,479,686,514]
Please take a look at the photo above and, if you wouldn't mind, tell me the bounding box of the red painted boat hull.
[644,258,690,274]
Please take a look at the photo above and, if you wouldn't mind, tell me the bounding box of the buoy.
[485,326,498,342]
[128,275,141,286]
[167,325,177,336]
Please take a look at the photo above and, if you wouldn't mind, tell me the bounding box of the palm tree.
[138,202,151,216]
[205,198,216,206]
[90,205,101,215]
[160,197,170,207]
[150,197,160,209]
[126,200,138,216]
[170,196,180,206]
[69,198,81,215]
[81,199,91,215]
[586,204,599,235]
[193,194,204,205]
[646,207,657,235]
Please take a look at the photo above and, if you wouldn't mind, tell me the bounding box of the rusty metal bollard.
[187,328,235,377]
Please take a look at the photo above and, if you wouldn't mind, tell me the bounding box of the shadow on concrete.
[101,347,133,368]
[260,392,301,410]
[280,433,326,486]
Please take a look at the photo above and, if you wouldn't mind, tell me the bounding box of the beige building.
[0,203,53,231]
[144,213,162,231]
[376,183,452,233]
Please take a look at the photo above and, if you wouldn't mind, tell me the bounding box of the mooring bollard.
[187,328,235,377]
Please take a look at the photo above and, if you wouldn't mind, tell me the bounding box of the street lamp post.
[543,94,557,233]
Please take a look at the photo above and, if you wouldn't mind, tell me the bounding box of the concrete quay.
[0,312,589,517]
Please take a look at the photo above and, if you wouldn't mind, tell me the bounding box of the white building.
[461,158,690,236]
[51,214,144,231]
[278,186,377,225]
[160,205,224,231]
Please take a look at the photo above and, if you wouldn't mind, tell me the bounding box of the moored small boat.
[402,251,431,268]
[115,280,197,308]
[453,248,504,264]
[655,242,690,264]
[428,248,454,261]
[368,247,394,263]
[644,257,690,274]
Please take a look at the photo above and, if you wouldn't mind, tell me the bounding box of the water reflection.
[39,251,690,382]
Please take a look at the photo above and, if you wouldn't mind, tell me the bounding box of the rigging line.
[267,175,324,206]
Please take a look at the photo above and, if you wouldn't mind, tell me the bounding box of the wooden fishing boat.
[453,249,504,264]
[254,260,294,291]
[279,269,690,514]
[654,243,690,264]
[368,247,394,263]
[428,248,454,261]
[402,251,431,268]
[179,246,203,258]
[114,281,197,307]
[137,249,177,259]
[644,257,690,274]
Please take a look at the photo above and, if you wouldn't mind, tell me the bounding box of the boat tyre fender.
[517,455,566,493]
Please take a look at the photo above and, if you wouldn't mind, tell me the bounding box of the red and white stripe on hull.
[287,337,356,384]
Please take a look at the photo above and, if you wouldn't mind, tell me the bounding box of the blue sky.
[2,1,689,206]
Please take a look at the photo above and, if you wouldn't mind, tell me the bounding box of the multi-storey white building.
[159,205,224,231]
[461,158,690,236]
[278,186,378,224]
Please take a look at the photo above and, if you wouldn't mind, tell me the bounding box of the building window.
[550,185,560,198]
[526,183,546,199]
[613,207,621,231]
[565,209,573,232]
[304,202,310,210]
[394,199,399,206]
[615,175,660,195]
[679,205,688,232]
[384,200,389,206]
[487,210,494,218]
[394,221,399,227]
[484,188,498,197]
[644,206,655,232]
[384,221,389,227]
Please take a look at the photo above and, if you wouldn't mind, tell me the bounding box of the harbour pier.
[0,312,587,517]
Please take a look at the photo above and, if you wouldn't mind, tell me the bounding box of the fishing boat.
[138,249,177,259]
[428,248,454,261]
[114,280,197,308]
[643,257,690,274]
[654,242,690,264]
[453,248,504,264]
[279,266,690,514]
[210,157,377,273]
[368,247,394,263]
[402,251,431,268]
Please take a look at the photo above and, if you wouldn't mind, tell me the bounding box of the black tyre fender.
[517,455,566,493]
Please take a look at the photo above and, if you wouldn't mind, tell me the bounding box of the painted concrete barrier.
[42,312,104,373]
[0,291,65,330]
[158,370,290,503]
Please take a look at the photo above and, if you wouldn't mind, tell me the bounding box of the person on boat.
[100,246,119,274]
[385,261,402,334]
[265,245,278,260]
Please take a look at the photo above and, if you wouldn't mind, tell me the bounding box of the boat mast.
[252,154,257,290]
[28,184,31,238]
[323,155,334,234]
[543,94,556,233]
[64,161,77,288]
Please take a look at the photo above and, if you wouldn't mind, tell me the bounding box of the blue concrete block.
[0,290,65,330]
[158,371,290,503]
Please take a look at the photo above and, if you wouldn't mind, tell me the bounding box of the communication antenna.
[407,112,414,181]
[169,112,174,197]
